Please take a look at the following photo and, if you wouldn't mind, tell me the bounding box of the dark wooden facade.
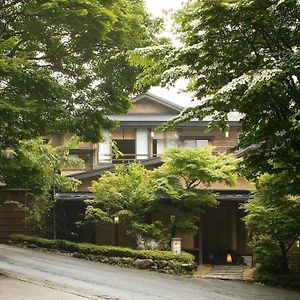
[0,190,33,240]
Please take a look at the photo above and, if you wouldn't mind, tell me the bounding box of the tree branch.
[7,38,25,58]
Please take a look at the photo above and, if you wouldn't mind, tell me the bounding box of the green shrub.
[10,234,194,264]
[254,269,300,289]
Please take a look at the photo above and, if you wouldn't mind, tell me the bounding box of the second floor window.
[183,139,209,148]
[69,150,93,170]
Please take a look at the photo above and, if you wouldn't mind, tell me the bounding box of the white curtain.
[98,131,111,162]
[136,129,149,160]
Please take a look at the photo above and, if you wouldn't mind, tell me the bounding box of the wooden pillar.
[148,129,153,159]
[231,205,237,251]
[198,219,203,265]
[115,223,119,246]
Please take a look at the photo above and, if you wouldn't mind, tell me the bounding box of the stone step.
[211,266,245,269]
[202,265,245,280]
[206,274,243,277]
[205,275,243,278]
[205,275,242,280]
[206,272,243,275]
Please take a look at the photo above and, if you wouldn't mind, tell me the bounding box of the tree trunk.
[52,185,56,239]
[279,241,290,274]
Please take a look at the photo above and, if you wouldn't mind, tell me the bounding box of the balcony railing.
[112,154,135,163]
[112,153,161,163]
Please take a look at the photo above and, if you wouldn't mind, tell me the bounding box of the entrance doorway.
[202,204,237,264]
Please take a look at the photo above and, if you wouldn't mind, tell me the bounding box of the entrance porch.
[53,190,253,266]
[180,191,252,266]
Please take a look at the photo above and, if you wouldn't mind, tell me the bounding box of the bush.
[250,238,283,273]
[10,234,194,264]
[254,268,300,290]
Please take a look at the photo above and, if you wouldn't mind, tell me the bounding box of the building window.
[69,150,93,170]
[111,128,136,163]
[113,139,135,162]
[98,131,111,163]
[165,131,179,149]
[152,139,165,157]
[136,129,149,160]
[183,139,209,148]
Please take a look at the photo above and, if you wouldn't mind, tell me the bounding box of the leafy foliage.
[242,174,300,274]
[0,0,160,149]
[10,233,195,263]
[85,148,238,242]
[152,147,238,237]
[0,137,83,227]
[131,0,300,193]
[84,163,165,242]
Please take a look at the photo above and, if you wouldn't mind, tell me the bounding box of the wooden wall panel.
[0,191,33,240]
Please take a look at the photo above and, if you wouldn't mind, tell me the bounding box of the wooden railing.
[112,153,161,163]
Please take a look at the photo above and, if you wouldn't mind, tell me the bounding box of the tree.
[151,147,238,237]
[242,174,300,274]
[131,0,300,193]
[0,0,160,149]
[0,137,83,230]
[84,163,165,245]
[84,148,238,245]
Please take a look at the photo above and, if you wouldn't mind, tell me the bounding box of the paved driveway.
[0,244,299,300]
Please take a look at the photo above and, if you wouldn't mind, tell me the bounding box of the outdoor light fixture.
[226,253,232,263]
[113,216,120,223]
[225,131,229,138]
[150,130,154,138]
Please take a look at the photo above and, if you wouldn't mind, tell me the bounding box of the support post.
[231,205,237,263]
[198,219,203,265]
[115,223,119,246]
[52,186,56,239]
[231,205,237,251]
[114,216,120,246]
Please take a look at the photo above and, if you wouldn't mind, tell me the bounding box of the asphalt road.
[0,244,299,300]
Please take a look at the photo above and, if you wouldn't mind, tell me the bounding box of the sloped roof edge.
[133,92,184,112]
[68,157,162,180]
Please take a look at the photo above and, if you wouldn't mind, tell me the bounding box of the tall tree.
[84,148,238,244]
[131,0,300,193]
[84,163,164,244]
[152,147,238,237]
[242,173,300,274]
[0,0,160,149]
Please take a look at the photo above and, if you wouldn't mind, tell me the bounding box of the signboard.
[171,238,182,255]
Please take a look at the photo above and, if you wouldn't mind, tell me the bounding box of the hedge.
[10,234,194,263]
